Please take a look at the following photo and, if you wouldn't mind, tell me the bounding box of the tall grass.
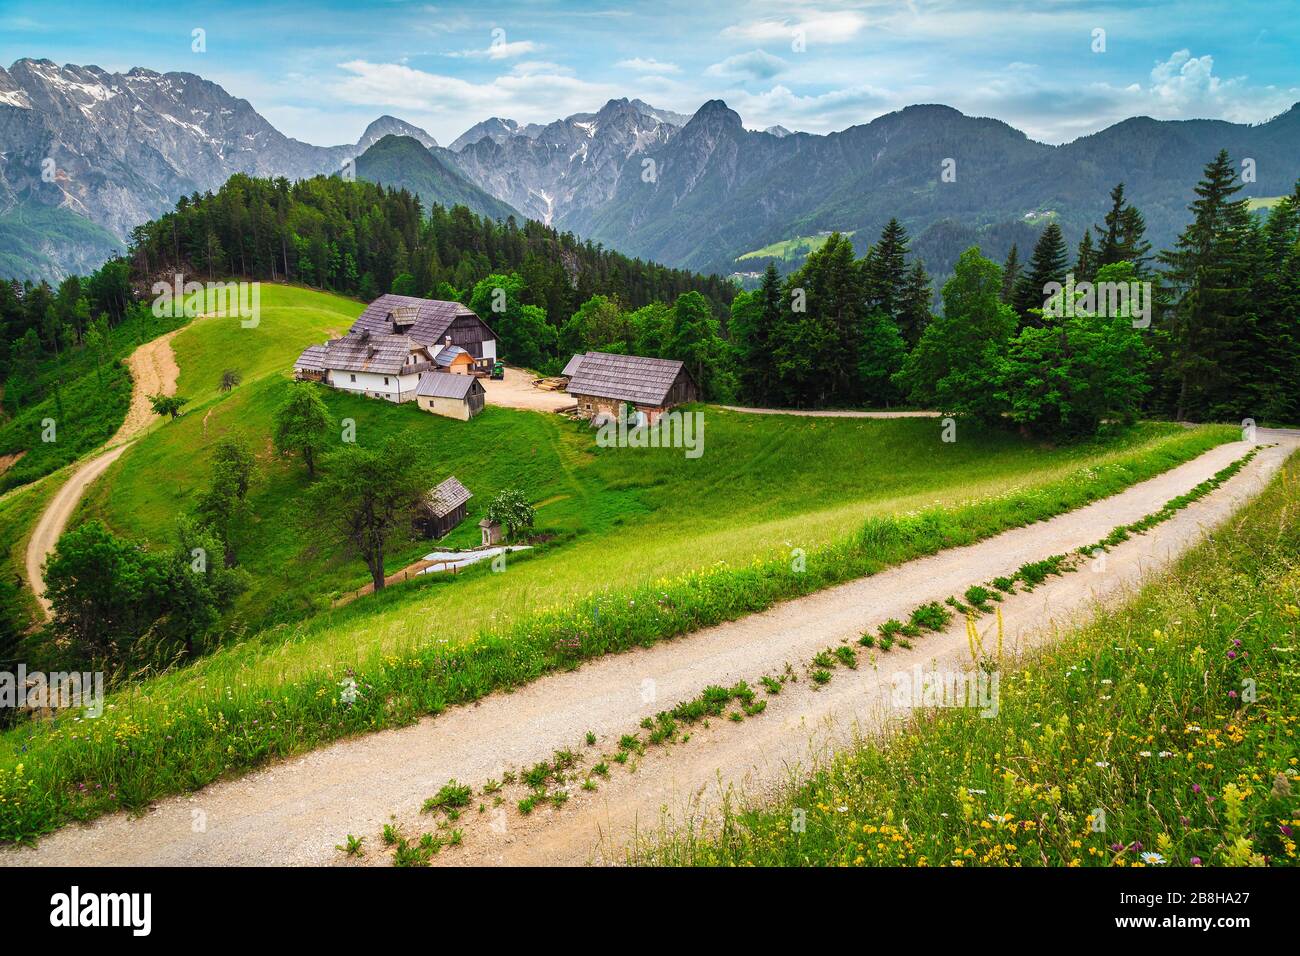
[645,453,1300,868]
[0,423,1237,842]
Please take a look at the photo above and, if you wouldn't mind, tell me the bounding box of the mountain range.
[3,57,1299,284]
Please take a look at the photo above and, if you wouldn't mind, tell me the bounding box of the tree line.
[729,150,1300,434]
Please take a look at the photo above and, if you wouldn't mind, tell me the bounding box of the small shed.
[416,371,486,420]
[565,351,698,425]
[416,476,473,539]
[479,518,502,546]
[434,341,475,374]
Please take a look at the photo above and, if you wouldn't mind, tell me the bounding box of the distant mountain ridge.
[3,57,1298,283]
[354,134,518,222]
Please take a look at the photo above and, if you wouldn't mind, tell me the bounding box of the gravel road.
[4,433,1290,867]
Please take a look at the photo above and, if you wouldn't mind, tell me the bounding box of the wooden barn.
[416,370,486,420]
[416,476,473,539]
[565,351,698,425]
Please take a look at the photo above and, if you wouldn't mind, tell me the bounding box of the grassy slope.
[736,231,856,262]
[85,284,1230,636]
[649,452,1300,868]
[0,308,187,493]
[0,282,1243,841]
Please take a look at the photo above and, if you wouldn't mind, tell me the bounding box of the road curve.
[4,433,1292,866]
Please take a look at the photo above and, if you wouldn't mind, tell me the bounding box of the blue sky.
[2,0,1297,146]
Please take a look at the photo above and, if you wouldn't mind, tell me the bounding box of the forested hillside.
[124,174,735,321]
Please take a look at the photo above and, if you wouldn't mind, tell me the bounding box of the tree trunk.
[303,445,315,477]
[369,545,385,591]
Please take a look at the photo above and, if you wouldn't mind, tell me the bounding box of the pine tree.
[896,261,933,348]
[1096,183,1153,275]
[1000,244,1021,304]
[1157,150,1255,421]
[1014,223,1070,323]
[1075,228,1096,283]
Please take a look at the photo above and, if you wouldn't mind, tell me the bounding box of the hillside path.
[719,405,938,418]
[3,432,1294,866]
[23,326,186,619]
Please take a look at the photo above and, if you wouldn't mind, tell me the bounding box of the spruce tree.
[1000,244,1021,304]
[1157,150,1255,421]
[1075,228,1096,283]
[1096,183,1153,274]
[1014,223,1070,323]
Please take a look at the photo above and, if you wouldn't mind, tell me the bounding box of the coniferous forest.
[2,152,1297,440]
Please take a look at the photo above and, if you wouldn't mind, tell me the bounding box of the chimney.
[445,335,452,347]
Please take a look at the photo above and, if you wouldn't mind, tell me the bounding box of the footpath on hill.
[23,325,186,619]
[4,431,1294,866]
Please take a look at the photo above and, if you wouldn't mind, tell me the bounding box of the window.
[350,374,356,383]
[384,377,390,386]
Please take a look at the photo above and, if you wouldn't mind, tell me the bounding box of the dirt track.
[22,327,184,619]
[4,434,1291,867]
[719,405,939,417]
[481,366,575,413]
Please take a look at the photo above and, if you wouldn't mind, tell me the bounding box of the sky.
[1,0,1297,147]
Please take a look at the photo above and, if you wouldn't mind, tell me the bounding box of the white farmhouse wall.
[327,369,422,402]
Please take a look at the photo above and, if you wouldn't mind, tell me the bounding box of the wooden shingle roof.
[561,353,586,377]
[294,343,328,372]
[320,333,422,375]
[426,476,472,517]
[417,370,482,400]
[566,351,690,406]
[352,294,485,349]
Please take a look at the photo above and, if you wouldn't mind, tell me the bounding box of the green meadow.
[0,283,1240,841]
[646,452,1300,868]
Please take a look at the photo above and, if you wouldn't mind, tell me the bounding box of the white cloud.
[448,39,540,60]
[706,50,788,81]
[721,10,869,47]
[615,57,680,75]
[330,60,620,140]
[726,83,897,132]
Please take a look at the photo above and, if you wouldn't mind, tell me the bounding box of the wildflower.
[1095,761,1110,769]
[1190,857,1203,866]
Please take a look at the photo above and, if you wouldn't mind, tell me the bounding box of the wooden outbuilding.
[565,351,699,425]
[416,476,473,539]
[479,518,502,546]
[416,371,486,420]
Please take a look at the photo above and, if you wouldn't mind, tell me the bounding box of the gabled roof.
[294,343,328,372]
[352,294,495,349]
[417,370,483,400]
[566,351,692,406]
[427,476,472,517]
[561,353,586,377]
[321,333,424,375]
[434,344,469,367]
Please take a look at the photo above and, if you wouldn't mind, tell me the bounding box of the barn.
[565,351,699,425]
[416,476,473,539]
[350,294,499,372]
[417,370,486,420]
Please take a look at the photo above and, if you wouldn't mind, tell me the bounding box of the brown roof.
[561,353,586,377]
[417,371,483,400]
[566,351,692,406]
[294,344,328,372]
[352,294,495,350]
[427,476,472,517]
[320,333,425,375]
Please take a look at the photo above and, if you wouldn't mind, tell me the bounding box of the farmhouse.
[350,294,499,372]
[565,351,699,425]
[293,330,435,402]
[417,369,486,420]
[416,476,473,538]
